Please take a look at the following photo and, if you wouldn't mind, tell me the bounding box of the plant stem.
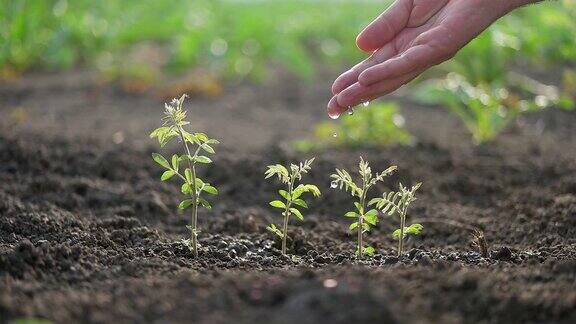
[398,212,405,257]
[282,178,295,255]
[178,126,199,258]
[358,185,367,259]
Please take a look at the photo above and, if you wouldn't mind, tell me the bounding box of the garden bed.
[0,71,575,323]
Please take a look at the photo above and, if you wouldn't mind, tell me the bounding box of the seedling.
[370,182,423,257]
[265,158,321,255]
[330,158,396,258]
[150,94,219,257]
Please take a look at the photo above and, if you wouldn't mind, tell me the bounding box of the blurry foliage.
[1,0,574,145]
[294,102,411,152]
[414,73,565,143]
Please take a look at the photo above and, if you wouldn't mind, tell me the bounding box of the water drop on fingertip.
[328,110,340,120]
[347,107,354,115]
[363,101,370,107]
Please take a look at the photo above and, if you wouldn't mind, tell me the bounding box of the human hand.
[327,0,533,118]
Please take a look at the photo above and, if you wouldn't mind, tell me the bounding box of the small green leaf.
[201,144,215,154]
[365,209,378,217]
[279,190,289,200]
[364,213,378,226]
[364,246,375,256]
[179,199,194,210]
[203,185,218,195]
[269,200,286,209]
[354,202,363,214]
[290,208,304,221]
[206,139,220,145]
[292,199,308,209]
[181,183,191,195]
[344,211,358,218]
[152,153,171,169]
[266,224,284,238]
[368,198,381,206]
[195,156,212,164]
[199,197,212,210]
[171,154,179,171]
[185,169,192,183]
[161,170,176,181]
[349,222,358,231]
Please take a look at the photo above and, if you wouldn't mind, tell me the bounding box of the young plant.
[370,182,423,257]
[330,158,396,258]
[150,94,219,257]
[265,158,321,255]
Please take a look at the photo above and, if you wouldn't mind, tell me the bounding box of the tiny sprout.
[370,182,422,257]
[265,158,321,255]
[150,94,219,257]
[330,157,396,258]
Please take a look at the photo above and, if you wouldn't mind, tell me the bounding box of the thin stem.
[282,177,296,255]
[357,182,367,260]
[178,126,199,258]
[398,211,406,257]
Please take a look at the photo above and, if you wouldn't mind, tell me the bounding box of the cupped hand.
[327,0,523,118]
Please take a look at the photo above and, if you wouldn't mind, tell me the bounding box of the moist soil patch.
[0,71,575,323]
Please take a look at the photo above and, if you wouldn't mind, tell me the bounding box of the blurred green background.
[1,0,575,144]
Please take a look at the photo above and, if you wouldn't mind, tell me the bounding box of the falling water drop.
[330,181,338,189]
[328,110,340,120]
[332,132,338,138]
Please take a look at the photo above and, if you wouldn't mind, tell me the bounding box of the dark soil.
[0,71,575,323]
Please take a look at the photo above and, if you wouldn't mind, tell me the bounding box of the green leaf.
[203,185,218,195]
[195,156,212,164]
[161,170,176,181]
[185,169,192,183]
[364,213,378,226]
[269,200,286,209]
[344,211,358,218]
[266,224,284,238]
[181,183,191,195]
[364,246,375,256]
[290,208,304,221]
[171,154,179,171]
[199,197,212,210]
[354,202,363,214]
[392,224,424,239]
[206,139,220,145]
[292,199,308,209]
[349,222,358,231]
[279,190,289,200]
[368,198,381,206]
[201,144,215,154]
[152,153,171,169]
[365,209,378,217]
[179,199,194,210]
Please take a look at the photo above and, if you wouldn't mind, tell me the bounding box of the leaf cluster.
[150,95,219,211]
[265,158,320,238]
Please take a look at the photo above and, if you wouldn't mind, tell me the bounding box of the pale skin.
[328,0,544,118]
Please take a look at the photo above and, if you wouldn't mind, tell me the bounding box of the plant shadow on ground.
[0,72,575,323]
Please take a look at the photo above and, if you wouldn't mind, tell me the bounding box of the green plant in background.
[414,73,558,144]
[330,158,396,258]
[294,102,411,152]
[265,158,321,255]
[370,182,423,257]
[150,94,219,257]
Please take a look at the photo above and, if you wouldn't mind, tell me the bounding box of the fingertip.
[327,96,343,119]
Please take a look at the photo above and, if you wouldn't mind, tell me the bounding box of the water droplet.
[392,114,405,127]
[362,101,370,107]
[328,110,340,120]
[332,132,338,138]
[348,107,354,115]
[323,278,338,288]
[330,181,338,189]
